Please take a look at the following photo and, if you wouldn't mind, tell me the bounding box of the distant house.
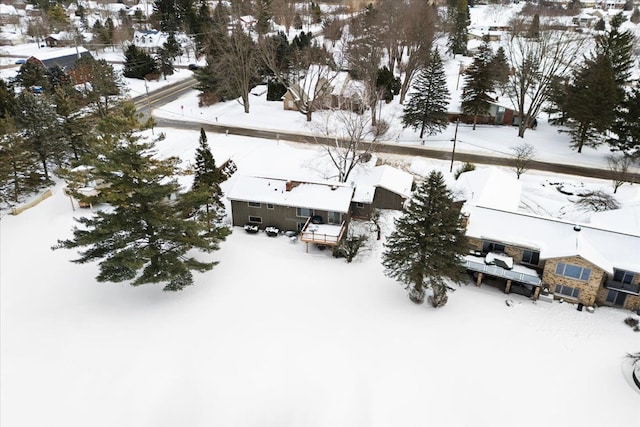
[351,165,413,218]
[449,100,517,126]
[26,47,94,85]
[283,66,364,113]
[131,30,190,54]
[457,168,640,312]
[45,32,76,47]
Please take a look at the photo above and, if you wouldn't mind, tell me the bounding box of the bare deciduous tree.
[218,28,258,114]
[505,30,586,138]
[310,100,379,183]
[512,143,536,179]
[608,154,633,194]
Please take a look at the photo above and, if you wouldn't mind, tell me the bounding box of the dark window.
[554,284,580,299]
[248,216,262,223]
[613,269,634,284]
[606,289,627,306]
[296,207,312,217]
[355,202,364,208]
[248,202,261,208]
[267,203,274,210]
[522,250,540,265]
[482,241,505,253]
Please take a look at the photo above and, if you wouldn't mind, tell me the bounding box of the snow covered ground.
[2,5,640,425]
[2,125,640,427]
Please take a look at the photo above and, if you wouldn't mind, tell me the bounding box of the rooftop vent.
[573,224,581,232]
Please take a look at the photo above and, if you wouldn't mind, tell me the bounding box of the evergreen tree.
[193,0,213,53]
[190,128,227,233]
[0,79,16,119]
[489,46,510,95]
[53,86,89,161]
[54,103,228,291]
[382,170,468,307]
[631,7,640,24]
[461,42,494,130]
[156,47,175,80]
[0,117,39,204]
[528,14,540,39]
[448,0,469,56]
[15,91,64,181]
[15,60,47,91]
[255,0,273,35]
[75,57,124,117]
[608,84,640,158]
[123,44,158,79]
[163,32,183,60]
[594,13,634,95]
[594,18,605,31]
[563,54,618,153]
[402,50,450,139]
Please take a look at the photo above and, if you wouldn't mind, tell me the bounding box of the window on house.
[327,211,341,224]
[613,269,634,284]
[297,207,312,217]
[248,201,261,208]
[355,202,364,208]
[522,250,540,265]
[248,216,262,223]
[555,262,591,281]
[482,241,506,253]
[605,289,627,306]
[267,203,274,210]
[554,284,580,299]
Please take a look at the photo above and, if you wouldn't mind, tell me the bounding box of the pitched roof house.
[351,165,413,218]
[26,47,94,84]
[457,168,640,311]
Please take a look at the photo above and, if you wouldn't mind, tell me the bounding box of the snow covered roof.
[588,205,640,236]
[29,46,89,62]
[465,205,640,274]
[456,167,521,211]
[352,165,413,204]
[226,176,354,213]
[0,4,19,15]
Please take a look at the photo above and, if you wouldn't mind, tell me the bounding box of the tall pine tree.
[563,54,618,153]
[448,0,469,56]
[190,128,227,234]
[609,83,640,158]
[461,42,495,130]
[402,50,450,139]
[54,104,228,291]
[382,171,468,308]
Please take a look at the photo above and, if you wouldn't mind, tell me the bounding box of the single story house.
[45,32,76,47]
[226,175,353,250]
[448,100,517,126]
[457,168,640,312]
[351,165,414,218]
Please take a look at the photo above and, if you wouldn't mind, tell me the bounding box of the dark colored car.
[188,63,199,71]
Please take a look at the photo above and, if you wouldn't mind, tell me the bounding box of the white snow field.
[2,128,639,427]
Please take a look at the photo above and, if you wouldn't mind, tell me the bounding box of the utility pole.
[450,119,459,173]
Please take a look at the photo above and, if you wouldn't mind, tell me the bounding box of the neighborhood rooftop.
[226,175,354,213]
[352,165,413,204]
[464,204,640,274]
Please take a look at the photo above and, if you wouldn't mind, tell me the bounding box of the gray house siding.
[230,200,344,232]
[373,188,406,211]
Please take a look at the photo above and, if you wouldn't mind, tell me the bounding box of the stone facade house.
[457,168,640,312]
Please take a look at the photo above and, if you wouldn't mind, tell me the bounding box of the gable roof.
[465,205,640,274]
[456,167,521,211]
[29,47,93,70]
[226,176,354,213]
[352,165,413,204]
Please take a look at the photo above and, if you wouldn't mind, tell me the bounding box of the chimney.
[573,224,581,232]
[285,181,301,192]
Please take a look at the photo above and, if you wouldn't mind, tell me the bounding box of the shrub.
[624,317,639,328]
[454,162,476,179]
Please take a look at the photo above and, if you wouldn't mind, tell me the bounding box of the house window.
[522,250,540,265]
[482,241,505,253]
[554,284,580,299]
[355,202,364,208]
[327,211,341,224]
[555,262,591,281]
[248,216,262,223]
[297,207,312,218]
[605,289,627,306]
[248,202,261,208]
[267,203,274,210]
[613,269,634,284]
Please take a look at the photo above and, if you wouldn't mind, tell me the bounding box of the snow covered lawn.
[2,131,639,427]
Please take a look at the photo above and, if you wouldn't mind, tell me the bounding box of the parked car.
[188,63,199,71]
[15,59,26,65]
[244,223,259,233]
